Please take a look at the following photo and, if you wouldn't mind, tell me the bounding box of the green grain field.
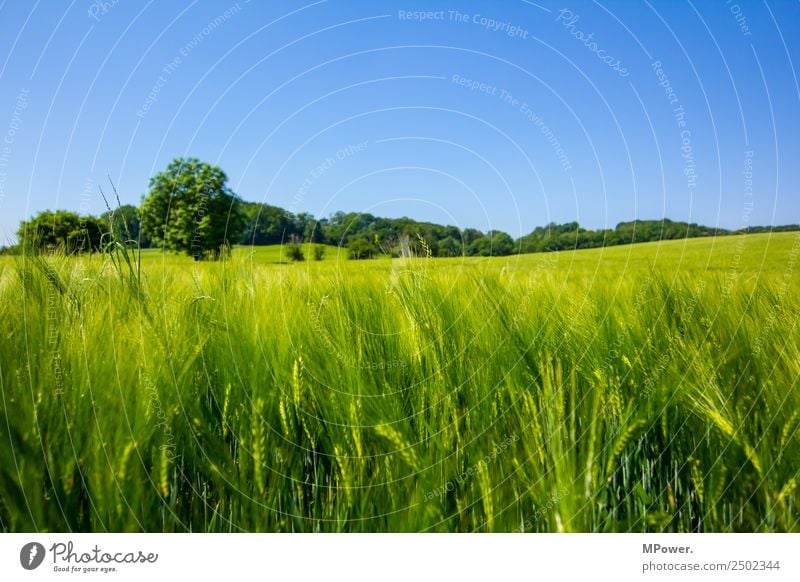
[1,232,798,532]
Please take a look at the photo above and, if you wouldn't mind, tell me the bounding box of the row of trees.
[516,219,731,253]
[7,157,798,259]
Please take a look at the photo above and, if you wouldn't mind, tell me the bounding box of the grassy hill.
[121,231,796,280]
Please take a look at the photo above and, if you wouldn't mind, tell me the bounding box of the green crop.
[0,233,798,532]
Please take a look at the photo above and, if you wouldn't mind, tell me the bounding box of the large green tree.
[140,158,245,259]
[347,237,376,260]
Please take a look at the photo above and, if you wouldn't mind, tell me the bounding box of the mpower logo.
[20,542,46,570]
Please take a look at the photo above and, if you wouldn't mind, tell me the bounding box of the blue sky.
[1,0,798,242]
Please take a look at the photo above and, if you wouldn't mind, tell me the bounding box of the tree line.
[5,157,798,259]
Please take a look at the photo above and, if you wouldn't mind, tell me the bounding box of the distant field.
[0,232,798,532]
[123,230,795,272]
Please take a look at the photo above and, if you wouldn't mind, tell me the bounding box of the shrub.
[286,238,305,262]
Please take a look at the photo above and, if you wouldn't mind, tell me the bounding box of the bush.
[286,240,305,262]
[312,245,326,261]
[16,210,105,254]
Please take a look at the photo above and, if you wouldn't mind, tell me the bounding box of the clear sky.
[1,0,798,242]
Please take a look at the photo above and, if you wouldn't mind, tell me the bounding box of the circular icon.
[20,542,46,570]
